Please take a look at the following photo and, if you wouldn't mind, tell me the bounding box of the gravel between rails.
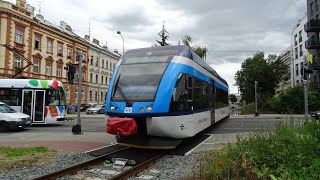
[128,153,201,180]
[0,152,202,180]
[0,152,95,180]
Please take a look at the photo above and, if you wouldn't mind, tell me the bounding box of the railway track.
[32,146,167,180]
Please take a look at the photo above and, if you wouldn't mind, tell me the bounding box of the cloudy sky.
[7,0,306,94]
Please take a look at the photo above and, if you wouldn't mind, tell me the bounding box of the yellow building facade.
[0,0,120,105]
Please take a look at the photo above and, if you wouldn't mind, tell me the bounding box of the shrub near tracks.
[201,119,320,179]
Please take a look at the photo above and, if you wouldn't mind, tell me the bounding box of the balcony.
[310,58,320,70]
[304,19,320,32]
[305,37,320,49]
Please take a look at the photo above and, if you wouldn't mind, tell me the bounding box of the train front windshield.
[111,50,176,102]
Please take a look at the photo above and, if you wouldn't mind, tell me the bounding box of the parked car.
[86,104,105,114]
[311,111,320,120]
[0,102,31,132]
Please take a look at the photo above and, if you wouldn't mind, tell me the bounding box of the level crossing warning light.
[306,53,313,64]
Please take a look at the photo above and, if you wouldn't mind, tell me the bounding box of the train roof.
[124,45,228,86]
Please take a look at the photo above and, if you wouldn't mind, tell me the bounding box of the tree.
[235,52,289,103]
[181,34,208,59]
[155,23,170,46]
[229,94,237,104]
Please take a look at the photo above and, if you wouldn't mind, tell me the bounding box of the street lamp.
[117,31,124,55]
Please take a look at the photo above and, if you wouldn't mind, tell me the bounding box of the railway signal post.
[72,51,83,135]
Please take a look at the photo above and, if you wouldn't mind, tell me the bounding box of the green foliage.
[240,103,256,114]
[229,94,237,104]
[0,146,48,157]
[261,83,320,114]
[155,23,170,46]
[235,52,289,103]
[181,34,208,59]
[201,119,320,179]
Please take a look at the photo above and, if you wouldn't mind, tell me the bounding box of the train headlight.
[139,107,144,112]
[115,107,119,111]
[110,105,115,110]
[146,106,152,112]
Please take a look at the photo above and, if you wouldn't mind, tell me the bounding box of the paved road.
[0,114,307,152]
[6,113,305,134]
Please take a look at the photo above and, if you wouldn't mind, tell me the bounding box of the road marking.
[184,135,212,156]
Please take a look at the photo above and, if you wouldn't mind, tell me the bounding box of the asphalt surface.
[8,113,303,134]
[0,113,308,152]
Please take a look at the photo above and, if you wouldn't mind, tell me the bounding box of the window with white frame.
[90,73,93,83]
[15,56,21,67]
[34,61,39,73]
[89,91,92,101]
[96,74,98,83]
[105,76,108,85]
[15,29,23,44]
[47,40,53,53]
[101,92,103,101]
[57,65,61,77]
[101,76,104,84]
[46,64,51,75]
[95,91,98,101]
[102,59,104,68]
[106,61,108,69]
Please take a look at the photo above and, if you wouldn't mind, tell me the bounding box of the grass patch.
[200,119,320,179]
[0,146,56,170]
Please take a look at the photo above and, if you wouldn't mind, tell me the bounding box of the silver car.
[86,104,105,114]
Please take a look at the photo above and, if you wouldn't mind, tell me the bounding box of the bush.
[201,119,320,179]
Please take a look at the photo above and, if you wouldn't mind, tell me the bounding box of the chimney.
[35,14,44,23]
[84,35,90,41]
[92,38,99,45]
[16,0,26,8]
[103,41,108,50]
[60,21,67,29]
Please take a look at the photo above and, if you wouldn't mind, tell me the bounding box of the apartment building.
[305,0,320,87]
[276,46,292,94]
[85,35,119,105]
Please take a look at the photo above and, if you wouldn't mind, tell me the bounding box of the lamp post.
[117,31,124,55]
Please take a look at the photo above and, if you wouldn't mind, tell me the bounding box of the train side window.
[193,78,209,111]
[169,73,192,112]
[187,76,192,101]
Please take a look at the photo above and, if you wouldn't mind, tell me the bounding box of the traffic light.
[301,64,313,81]
[64,63,75,84]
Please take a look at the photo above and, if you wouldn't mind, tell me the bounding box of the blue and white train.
[105,45,229,149]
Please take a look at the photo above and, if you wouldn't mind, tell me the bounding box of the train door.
[22,90,45,123]
[210,80,215,124]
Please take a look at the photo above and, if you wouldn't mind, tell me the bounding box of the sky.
[7,0,306,94]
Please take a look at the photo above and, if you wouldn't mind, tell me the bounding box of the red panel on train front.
[106,117,137,136]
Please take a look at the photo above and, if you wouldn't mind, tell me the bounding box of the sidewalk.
[231,114,311,119]
[66,113,107,118]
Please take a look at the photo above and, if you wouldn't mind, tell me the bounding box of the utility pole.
[72,51,83,135]
[303,79,308,120]
[254,81,259,117]
[97,49,101,104]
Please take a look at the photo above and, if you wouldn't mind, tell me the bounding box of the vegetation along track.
[32,146,167,180]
